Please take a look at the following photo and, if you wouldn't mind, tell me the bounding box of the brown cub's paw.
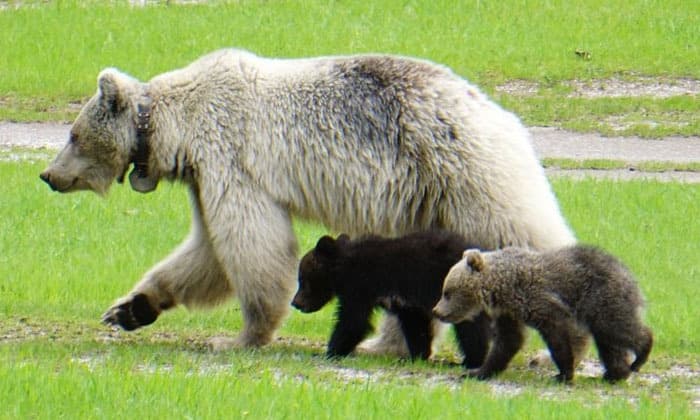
[101,293,159,331]
[603,370,631,383]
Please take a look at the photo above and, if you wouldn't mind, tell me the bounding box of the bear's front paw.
[101,293,159,331]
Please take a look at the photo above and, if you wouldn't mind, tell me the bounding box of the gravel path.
[2,122,699,182]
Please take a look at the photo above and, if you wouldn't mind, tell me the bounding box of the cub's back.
[541,245,644,309]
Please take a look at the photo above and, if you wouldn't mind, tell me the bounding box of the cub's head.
[40,68,157,195]
[291,234,350,313]
[432,248,488,323]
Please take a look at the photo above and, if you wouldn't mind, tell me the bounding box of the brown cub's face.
[40,70,140,195]
[433,249,485,323]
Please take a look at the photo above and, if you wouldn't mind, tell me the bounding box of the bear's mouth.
[56,180,77,193]
[116,162,130,184]
[40,172,77,193]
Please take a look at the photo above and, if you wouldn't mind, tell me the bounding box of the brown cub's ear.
[315,235,339,258]
[464,249,485,272]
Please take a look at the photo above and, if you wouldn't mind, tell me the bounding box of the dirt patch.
[496,76,700,98]
[529,127,700,164]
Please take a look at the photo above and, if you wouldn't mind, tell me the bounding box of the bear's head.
[40,68,158,195]
[432,248,488,324]
[291,234,350,313]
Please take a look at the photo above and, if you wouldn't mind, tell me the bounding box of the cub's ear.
[463,249,485,272]
[336,234,351,246]
[97,68,130,114]
[315,235,339,258]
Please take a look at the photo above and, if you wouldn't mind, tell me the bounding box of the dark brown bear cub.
[433,245,653,383]
[292,231,491,366]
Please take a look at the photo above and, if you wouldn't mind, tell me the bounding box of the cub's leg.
[396,308,433,360]
[453,311,492,368]
[536,318,578,383]
[469,315,525,380]
[630,326,653,372]
[327,303,374,358]
[595,338,632,383]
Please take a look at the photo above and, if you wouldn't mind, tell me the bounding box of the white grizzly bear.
[40,49,575,351]
[433,247,653,383]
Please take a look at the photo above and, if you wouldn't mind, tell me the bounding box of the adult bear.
[40,49,575,351]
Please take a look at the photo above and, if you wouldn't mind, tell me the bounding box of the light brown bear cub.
[433,245,653,383]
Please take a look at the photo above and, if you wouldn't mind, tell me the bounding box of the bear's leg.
[225,225,298,348]
[327,303,374,358]
[469,315,525,380]
[357,315,412,357]
[396,308,433,360]
[630,326,653,372]
[536,318,577,383]
[528,320,590,370]
[102,202,230,331]
[196,177,299,349]
[595,338,632,383]
[570,326,591,366]
[453,311,492,368]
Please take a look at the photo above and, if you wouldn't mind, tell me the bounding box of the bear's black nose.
[39,172,57,190]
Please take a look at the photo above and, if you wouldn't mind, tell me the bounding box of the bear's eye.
[69,133,79,144]
[443,291,451,300]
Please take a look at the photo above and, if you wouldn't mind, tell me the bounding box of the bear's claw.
[101,293,159,331]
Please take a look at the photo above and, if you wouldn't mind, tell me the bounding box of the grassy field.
[1,0,698,417]
[0,0,698,137]
[1,158,698,418]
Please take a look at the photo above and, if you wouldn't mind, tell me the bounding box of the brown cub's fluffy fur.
[433,245,653,383]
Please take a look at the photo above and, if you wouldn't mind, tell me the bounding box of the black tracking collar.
[132,101,152,178]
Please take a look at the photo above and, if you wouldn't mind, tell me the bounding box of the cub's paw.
[553,373,574,384]
[101,293,159,331]
[464,368,493,381]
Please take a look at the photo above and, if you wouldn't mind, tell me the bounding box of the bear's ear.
[464,249,485,272]
[97,68,130,114]
[315,235,339,258]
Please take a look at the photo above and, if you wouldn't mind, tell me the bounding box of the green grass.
[1,159,698,417]
[0,0,698,137]
[1,1,699,415]
[0,342,693,420]
[542,158,700,172]
[500,95,700,138]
